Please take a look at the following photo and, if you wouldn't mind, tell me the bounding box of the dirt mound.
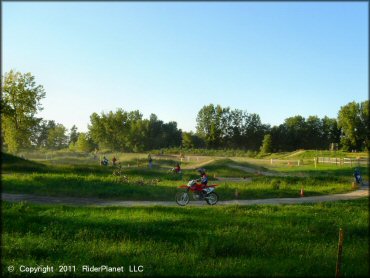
[2,153,45,171]
[227,164,287,177]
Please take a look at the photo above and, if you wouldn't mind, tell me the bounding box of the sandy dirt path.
[227,163,287,177]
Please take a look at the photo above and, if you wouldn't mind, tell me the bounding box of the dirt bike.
[175,180,219,206]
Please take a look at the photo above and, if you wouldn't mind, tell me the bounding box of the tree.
[69,125,79,145]
[88,109,182,152]
[161,121,182,148]
[1,70,46,153]
[46,124,68,150]
[321,116,340,149]
[305,116,323,149]
[242,113,267,150]
[196,104,224,148]
[337,101,365,151]
[31,120,56,149]
[359,100,369,150]
[182,132,194,148]
[196,104,269,150]
[75,133,95,152]
[260,134,272,154]
[182,131,205,148]
[283,116,306,151]
[146,114,182,150]
[88,109,131,151]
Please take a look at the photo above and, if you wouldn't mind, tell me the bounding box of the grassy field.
[2,153,363,201]
[2,151,368,277]
[2,198,368,277]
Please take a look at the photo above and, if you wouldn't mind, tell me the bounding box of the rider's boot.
[201,190,207,199]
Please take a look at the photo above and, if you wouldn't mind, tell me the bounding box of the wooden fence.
[318,157,368,166]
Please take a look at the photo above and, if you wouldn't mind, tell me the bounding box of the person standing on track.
[148,154,153,169]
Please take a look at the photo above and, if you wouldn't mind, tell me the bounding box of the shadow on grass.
[3,199,368,262]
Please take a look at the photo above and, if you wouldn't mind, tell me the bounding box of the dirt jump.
[227,163,288,177]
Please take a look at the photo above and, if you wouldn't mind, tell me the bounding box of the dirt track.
[2,186,368,207]
[227,163,287,176]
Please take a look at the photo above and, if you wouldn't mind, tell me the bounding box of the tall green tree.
[69,125,79,145]
[1,70,45,153]
[260,134,272,154]
[196,104,224,148]
[305,116,323,149]
[75,132,95,152]
[88,109,132,150]
[283,116,307,151]
[46,124,68,150]
[321,116,340,149]
[182,131,205,148]
[196,104,268,150]
[88,109,182,152]
[32,120,56,149]
[337,101,366,151]
[359,100,369,150]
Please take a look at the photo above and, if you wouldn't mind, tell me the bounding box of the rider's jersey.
[200,174,208,185]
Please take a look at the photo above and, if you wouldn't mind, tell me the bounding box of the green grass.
[3,172,356,201]
[2,198,368,277]
[2,152,368,277]
[2,154,361,201]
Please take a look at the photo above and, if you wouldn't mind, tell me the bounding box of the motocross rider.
[354,168,362,184]
[196,168,208,196]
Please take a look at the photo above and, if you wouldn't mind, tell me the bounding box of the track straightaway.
[2,186,368,207]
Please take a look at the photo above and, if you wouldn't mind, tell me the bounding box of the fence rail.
[318,157,368,166]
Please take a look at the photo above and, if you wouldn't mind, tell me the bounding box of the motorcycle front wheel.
[206,192,218,205]
[175,192,190,206]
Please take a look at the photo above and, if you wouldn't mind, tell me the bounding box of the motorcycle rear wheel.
[206,192,218,205]
[175,192,190,206]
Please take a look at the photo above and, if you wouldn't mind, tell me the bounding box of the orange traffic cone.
[300,187,304,197]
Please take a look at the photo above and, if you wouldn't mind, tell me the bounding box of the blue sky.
[3,2,368,132]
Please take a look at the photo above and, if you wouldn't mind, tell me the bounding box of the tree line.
[1,70,369,154]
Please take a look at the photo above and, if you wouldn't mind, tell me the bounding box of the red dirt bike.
[175,180,219,206]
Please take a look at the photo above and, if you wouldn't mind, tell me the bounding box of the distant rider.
[101,156,109,166]
[354,168,362,184]
[148,154,153,168]
[174,163,181,174]
[112,156,117,166]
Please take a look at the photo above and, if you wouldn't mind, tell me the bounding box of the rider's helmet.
[197,168,206,175]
